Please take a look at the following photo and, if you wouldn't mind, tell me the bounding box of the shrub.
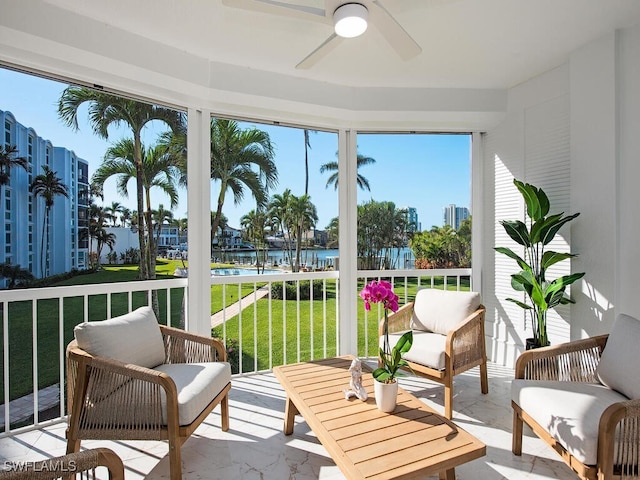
[270,280,324,300]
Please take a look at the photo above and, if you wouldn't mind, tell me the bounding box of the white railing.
[0,268,471,436]
[0,278,188,436]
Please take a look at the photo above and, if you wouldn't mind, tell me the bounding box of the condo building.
[1,109,89,280]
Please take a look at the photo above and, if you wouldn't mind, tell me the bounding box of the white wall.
[484,24,640,367]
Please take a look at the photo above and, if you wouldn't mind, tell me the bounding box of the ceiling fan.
[221,0,422,69]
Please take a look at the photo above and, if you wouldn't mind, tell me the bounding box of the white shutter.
[524,94,571,344]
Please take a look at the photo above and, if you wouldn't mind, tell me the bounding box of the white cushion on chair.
[596,313,640,400]
[386,331,447,370]
[74,306,166,369]
[154,362,231,426]
[512,380,628,465]
[410,289,481,335]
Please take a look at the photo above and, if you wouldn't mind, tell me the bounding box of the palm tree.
[120,207,132,228]
[268,189,294,265]
[92,138,181,276]
[210,119,277,243]
[152,204,174,258]
[320,152,376,191]
[240,208,268,272]
[85,202,109,268]
[30,165,69,277]
[105,201,123,226]
[57,86,184,280]
[290,194,318,272]
[0,262,34,288]
[0,144,28,187]
[303,129,311,195]
[94,228,116,268]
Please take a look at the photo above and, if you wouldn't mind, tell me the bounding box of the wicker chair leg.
[444,382,453,420]
[66,435,80,455]
[168,437,182,480]
[512,409,523,455]
[221,393,230,432]
[480,361,489,394]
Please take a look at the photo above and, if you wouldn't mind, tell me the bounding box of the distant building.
[400,206,421,233]
[1,109,89,279]
[443,204,469,230]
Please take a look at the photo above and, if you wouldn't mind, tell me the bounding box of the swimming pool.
[211,268,282,276]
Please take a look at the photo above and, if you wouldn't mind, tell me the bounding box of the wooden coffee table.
[273,357,485,480]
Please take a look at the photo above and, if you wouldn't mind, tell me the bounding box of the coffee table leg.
[439,468,455,480]
[283,397,299,435]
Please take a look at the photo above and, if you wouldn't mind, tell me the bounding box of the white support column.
[338,129,358,355]
[471,131,484,294]
[186,108,211,335]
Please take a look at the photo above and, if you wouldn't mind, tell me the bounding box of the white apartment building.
[1,109,89,279]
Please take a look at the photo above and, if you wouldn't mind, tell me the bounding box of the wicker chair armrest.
[160,325,226,363]
[514,334,609,380]
[381,302,414,335]
[598,397,640,475]
[0,447,124,480]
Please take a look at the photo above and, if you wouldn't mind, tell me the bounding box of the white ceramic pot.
[374,379,398,412]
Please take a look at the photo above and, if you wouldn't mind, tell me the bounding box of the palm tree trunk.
[40,209,48,278]
[133,133,147,280]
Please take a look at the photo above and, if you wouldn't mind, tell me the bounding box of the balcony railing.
[0,267,470,436]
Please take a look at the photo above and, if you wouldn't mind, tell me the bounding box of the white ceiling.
[37,0,640,90]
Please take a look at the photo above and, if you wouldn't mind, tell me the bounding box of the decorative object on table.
[343,357,368,401]
[495,179,585,349]
[360,279,413,412]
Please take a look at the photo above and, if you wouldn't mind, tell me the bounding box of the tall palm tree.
[92,138,181,276]
[268,189,294,264]
[57,86,184,280]
[120,207,132,228]
[290,194,318,272]
[240,208,268,272]
[320,152,376,191]
[105,201,123,226]
[85,202,109,268]
[152,204,174,258]
[94,228,116,268]
[303,129,311,195]
[30,165,69,277]
[0,144,28,186]
[210,119,278,243]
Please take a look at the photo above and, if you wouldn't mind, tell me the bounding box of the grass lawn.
[214,275,470,374]
[1,267,469,409]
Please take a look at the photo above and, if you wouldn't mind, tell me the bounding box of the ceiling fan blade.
[369,0,422,60]
[222,0,329,23]
[296,33,344,69]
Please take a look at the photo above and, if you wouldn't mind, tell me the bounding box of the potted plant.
[360,280,413,411]
[495,179,585,349]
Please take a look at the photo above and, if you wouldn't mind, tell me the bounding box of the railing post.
[186,107,212,336]
[338,129,358,355]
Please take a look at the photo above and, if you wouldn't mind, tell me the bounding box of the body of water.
[212,247,416,270]
[212,267,281,276]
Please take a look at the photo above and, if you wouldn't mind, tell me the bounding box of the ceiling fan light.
[334,3,368,38]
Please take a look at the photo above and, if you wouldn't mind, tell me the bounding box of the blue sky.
[1,67,470,231]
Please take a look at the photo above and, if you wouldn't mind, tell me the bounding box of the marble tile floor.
[0,362,577,479]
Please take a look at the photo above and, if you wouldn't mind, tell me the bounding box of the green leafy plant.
[360,280,413,382]
[495,179,585,347]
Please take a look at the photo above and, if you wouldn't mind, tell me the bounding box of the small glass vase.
[374,378,398,412]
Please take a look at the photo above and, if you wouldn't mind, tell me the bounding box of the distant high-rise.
[400,206,421,233]
[1,109,89,279]
[443,204,469,230]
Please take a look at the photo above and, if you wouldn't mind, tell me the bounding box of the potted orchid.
[360,280,413,411]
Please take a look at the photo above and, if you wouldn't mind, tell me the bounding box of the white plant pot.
[374,379,398,412]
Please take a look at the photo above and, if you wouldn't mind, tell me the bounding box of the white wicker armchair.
[512,314,640,480]
[383,289,488,419]
[66,306,231,480]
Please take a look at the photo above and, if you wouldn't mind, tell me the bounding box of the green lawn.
[1,267,469,405]
[214,275,470,374]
